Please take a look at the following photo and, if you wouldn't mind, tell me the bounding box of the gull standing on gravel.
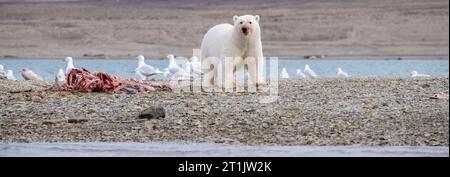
[0,64,6,79]
[280,68,290,79]
[136,55,163,80]
[304,65,318,78]
[167,54,182,74]
[56,68,65,82]
[180,56,202,79]
[167,54,191,80]
[1,65,17,80]
[336,68,349,78]
[6,70,17,81]
[162,68,171,78]
[411,71,430,77]
[190,56,202,75]
[182,61,191,74]
[64,57,76,75]
[21,68,43,81]
[134,68,146,80]
[295,69,306,78]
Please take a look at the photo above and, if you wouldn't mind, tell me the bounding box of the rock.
[420,84,430,88]
[68,118,89,123]
[187,110,201,116]
[31,96,42,102]
[17,137,31,143]
[243,108,255,113]
[144,121,158,131]
[132,127,141,130]
[138,106,165,119]
[122,87,138,94]
[43,119,62,125]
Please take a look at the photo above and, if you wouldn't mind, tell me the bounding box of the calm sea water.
[0,59,448,80]
[0,143,448,157]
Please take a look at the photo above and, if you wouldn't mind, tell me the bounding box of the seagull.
[134,68,146,80]
[136,55,163,80]
[166,54,191,80]
[304,65,318,78]
[182,61,191,74]
[21,68,43,81]
[411,71,430,77]
[167,54,182,74]
[6,70,17,81]
[56,68,65,82]
[162,68,171,78]
[295,69,306,78]
[0,64,6,79]
[190,56,202,75]
[336,68,349,78]
[171,69,192,80]
[280,68,289,79]
[178,56,202,79]
[64,57,75,75]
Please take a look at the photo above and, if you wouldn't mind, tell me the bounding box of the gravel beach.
[0,77,448,146]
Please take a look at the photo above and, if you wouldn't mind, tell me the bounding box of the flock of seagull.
[0,56,432,81]
[279,65,349,79]
[134,54,202,81]
[279,65,432,79]
[62,54,203,81]
[0,55,203,82]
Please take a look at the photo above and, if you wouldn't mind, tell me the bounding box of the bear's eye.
[240,21,243,24]
[249,21,252,24]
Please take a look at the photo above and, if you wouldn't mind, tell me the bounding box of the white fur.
[201,15,265,90]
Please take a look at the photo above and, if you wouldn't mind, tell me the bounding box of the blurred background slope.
[0,0,448,59]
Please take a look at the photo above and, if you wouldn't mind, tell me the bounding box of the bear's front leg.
[247,57,267,88]
[222,57,236,92]
[246,41,267,88]
[255,47,267,86]
[255,54,267,87]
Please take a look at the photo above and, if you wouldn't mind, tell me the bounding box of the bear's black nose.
[242,27,248,33]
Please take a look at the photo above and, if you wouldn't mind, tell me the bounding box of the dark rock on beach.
[68,118,89,124]
[138,106,166,120]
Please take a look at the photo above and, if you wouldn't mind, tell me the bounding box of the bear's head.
[233,15,260,38]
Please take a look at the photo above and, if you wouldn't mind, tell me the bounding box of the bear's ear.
[233,15,239,23]
[255,15,260,22]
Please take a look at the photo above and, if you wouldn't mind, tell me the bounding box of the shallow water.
[0,59,448,80]
[0,142,448,157]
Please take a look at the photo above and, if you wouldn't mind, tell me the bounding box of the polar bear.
[201,15,266,91]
